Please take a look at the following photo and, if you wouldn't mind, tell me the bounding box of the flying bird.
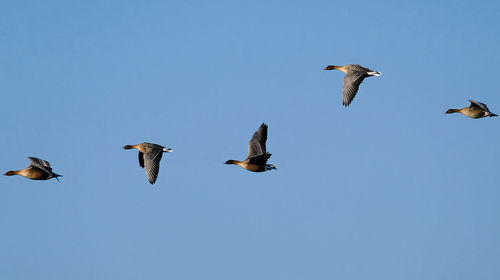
[225,123,277,172]
[4,157,62,181]
[323,64,381,106]
[445,100,497,119]
[123,142,173,184]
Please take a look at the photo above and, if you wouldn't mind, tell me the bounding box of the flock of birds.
[4,64,497,184]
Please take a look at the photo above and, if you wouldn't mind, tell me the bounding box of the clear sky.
[1,0,499,279]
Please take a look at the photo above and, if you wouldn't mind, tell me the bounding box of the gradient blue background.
[1,1,499,279]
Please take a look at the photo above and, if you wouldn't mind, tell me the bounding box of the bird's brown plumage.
[445,100,497,119]
[324,64,381,106]
[4,157,62,181]
[123,142,173,184]
[225,123,277,172]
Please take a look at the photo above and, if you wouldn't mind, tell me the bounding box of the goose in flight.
[225,123,277,172]
[323,64,381,106]
[4,157,62,181]
[123,142,173,184]
[445,100,497,119]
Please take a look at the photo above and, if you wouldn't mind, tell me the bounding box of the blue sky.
[1,1,499,279]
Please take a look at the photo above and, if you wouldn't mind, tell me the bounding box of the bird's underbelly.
[238,162,266,172]
[463,109,485,118]
[22,168,50,180]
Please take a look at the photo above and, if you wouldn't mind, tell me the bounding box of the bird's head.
[323,65,337,70]
[4,171,16,176]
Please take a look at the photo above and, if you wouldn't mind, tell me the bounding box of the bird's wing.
[143,149,163,184]
[138,151,145,168]
[247,153,271,165]
[248,123,268,157]
[28,157,53,172]
[350,64,371,72]
[469,100,490,112]
[342,71,367,106]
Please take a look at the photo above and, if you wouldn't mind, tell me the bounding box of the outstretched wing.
[342,71,367,106]
[469,100,491,112]
[28,157,53,172]
[248,123,268,157]
[143,149,164,184]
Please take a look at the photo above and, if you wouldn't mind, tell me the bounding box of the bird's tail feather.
[266,164,277,170]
